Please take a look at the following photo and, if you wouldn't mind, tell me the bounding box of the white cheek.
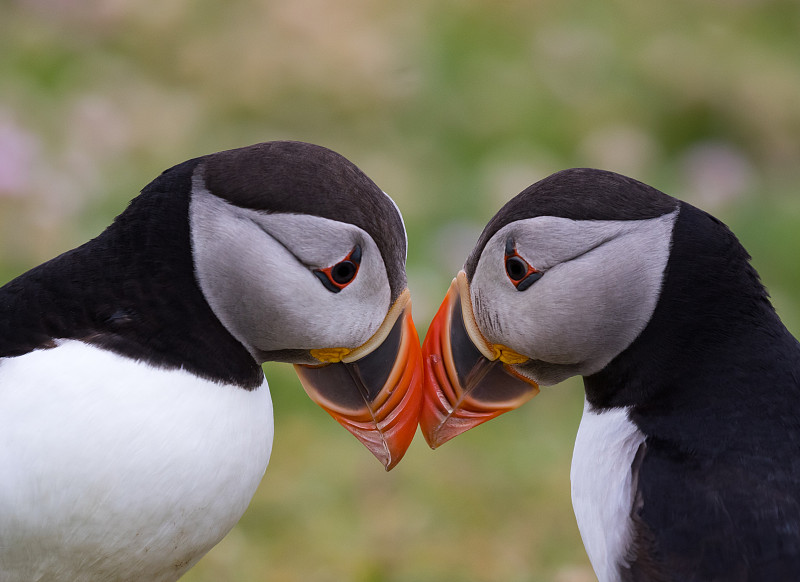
[471,213,676,376]
[505,238,662,367]
[190,188,392,355]
[255,213,358,267]
[250,247,390,351]
[511,216,619,271]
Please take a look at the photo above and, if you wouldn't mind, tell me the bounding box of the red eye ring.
[314,244,362,293]
[505,238,542,291]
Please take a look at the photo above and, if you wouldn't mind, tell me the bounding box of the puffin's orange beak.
[420,271,540,448]
[294,290,423,470]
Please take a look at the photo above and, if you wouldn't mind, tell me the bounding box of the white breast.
[0,340,273,582]
[570,400,645,582]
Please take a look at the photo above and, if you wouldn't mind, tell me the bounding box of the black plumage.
[587,201,800,581]
[0,156,262,387]
[424,167,800,581]
[0,141,408,388]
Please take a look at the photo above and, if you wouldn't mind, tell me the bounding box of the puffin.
[419,168,800,581]
[0,141,423,582]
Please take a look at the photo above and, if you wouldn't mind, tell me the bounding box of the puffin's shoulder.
[0,155,261,388]
[619,202,800,579]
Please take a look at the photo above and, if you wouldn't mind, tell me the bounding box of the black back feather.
[0,157,263,388]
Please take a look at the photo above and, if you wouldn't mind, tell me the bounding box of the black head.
[186,141,408,302]
[464,168,679,280]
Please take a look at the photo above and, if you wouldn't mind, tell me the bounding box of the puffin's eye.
[505,256,529,282]
[331,261,357,285]
[314,244,362,293]
[504,238,542,292]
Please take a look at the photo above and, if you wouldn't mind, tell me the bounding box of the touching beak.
[420,271,540,449]
[294,289,423,470]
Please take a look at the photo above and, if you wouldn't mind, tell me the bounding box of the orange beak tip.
[322,401,418,471]
[296,301,424,471]
[421,411,499,450]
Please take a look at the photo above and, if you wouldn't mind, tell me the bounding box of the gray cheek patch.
[506,216,630,272]
[470,211,678,385]
[251,213,365,269]
[188,178,392,360]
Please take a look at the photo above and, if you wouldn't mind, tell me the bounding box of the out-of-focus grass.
[2,0,800,580]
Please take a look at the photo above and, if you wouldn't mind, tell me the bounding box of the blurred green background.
[2,1,800,581]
